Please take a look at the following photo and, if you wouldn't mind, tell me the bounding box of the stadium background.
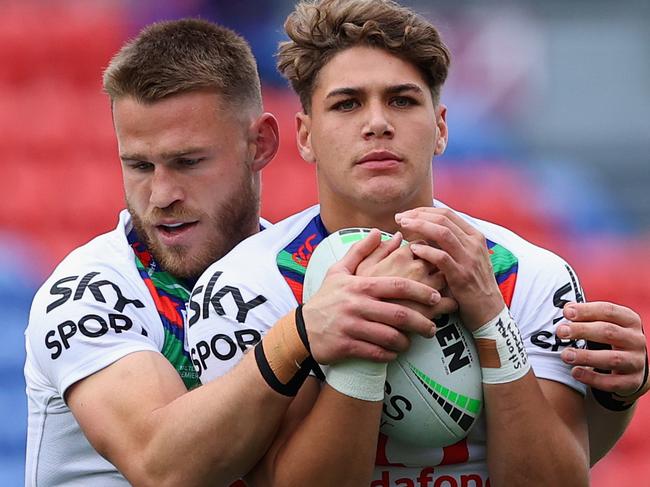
[1,0,648,485]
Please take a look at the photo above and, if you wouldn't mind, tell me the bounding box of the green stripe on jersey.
[161,329,199,389]
[277,249,307,275]
[489,243,518,275]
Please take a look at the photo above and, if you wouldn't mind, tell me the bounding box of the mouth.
[356,150,403,169]
[154,221,199,242]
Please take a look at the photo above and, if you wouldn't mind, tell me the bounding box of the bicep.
[66,351,187,469]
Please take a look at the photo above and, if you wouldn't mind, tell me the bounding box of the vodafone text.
[372,468,490,487]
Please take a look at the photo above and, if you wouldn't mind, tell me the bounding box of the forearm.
[114,354,291,487]
[585,389,635,465]
[158,357,290,485]
[483,374,589,487]
[256,384,382,487]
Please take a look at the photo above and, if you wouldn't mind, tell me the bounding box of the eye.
[332,99,360,112]
[177,158,203,167]
[390,96,417,108]
[126,161,154,172]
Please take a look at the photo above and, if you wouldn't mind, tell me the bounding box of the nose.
[362,102,394,140]
[149,166,184,209]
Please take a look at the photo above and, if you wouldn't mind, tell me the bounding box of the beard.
[128,176,259,281]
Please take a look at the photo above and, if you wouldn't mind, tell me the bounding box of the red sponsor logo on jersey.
[292,233,318,267]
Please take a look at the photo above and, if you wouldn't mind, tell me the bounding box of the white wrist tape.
[325,359,387,402]
[472,306,530,384]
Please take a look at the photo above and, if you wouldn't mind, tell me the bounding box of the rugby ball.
[303,228,483,447]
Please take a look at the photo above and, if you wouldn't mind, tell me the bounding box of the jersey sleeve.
[510,251,587,395]
[186,258,295,384]
[26,265,162,399]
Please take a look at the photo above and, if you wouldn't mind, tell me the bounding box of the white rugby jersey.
[187,202,587,486]
[24,210,199,486]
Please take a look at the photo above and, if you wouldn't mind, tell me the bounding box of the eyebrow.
[120,148,205,162]
[325,87,361,99]
[325,83,425,99]
[386,83,425,96]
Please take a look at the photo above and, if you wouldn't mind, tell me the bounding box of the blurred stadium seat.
[0,2,129,483]
[0,234,44,486]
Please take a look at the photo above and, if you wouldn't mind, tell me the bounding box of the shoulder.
[186,207,320,381]
[189,206,320,324]
[29,211,150,322]
[25,211,161,394]
[472,214,581,305]
[235,206,322,259]
[438,201,587,394]
[193,205,320,299]
[439,200,583,320]
[440,201,577,286]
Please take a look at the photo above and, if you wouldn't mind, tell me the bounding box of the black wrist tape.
[296,305,325,381]
[253,306,323,396]
[254,342,312,397]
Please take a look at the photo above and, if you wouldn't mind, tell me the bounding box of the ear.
[296,112,316,163]
[248,112,279,173]
[434,104,448,156]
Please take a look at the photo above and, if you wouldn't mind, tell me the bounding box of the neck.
[319,196,434,234]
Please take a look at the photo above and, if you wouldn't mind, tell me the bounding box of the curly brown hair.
[277,0,451,113]
[103,18,262,112]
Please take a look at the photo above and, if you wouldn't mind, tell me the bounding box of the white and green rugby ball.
[303,228,483,447]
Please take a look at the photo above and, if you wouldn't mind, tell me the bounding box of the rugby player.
[187,1,648,485]
[24,19,447,486]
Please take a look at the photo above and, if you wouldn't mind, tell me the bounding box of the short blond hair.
[277,0,451,113]
[103,18,262,111]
